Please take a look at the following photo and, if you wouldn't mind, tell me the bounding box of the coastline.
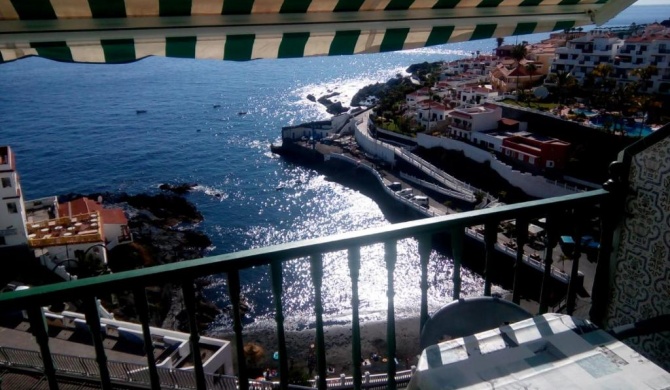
[217,316,422,380]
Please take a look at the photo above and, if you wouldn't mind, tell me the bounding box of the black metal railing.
[0,189,613,390]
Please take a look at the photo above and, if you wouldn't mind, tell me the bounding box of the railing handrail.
[0,345,242,389]
[0,189,609,311]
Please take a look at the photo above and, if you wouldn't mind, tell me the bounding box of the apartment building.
[549,24,670,94]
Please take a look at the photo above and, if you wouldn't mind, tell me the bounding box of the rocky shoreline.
[61,185,221,331]
[303,61,438,117]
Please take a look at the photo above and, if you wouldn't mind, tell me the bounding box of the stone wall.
[416,133,582,198]
[354,119,396,164]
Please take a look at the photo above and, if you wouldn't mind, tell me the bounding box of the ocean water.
[0,4,667,332]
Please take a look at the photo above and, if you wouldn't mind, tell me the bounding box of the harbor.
[271,109,594,313]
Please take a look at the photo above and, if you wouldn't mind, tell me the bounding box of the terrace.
[26,212,102,248]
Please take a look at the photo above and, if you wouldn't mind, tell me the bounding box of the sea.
[1,4,667,333]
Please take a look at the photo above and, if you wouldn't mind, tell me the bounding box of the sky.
[634,0,670,4]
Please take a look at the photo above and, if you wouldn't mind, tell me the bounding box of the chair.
[420,296,532,349]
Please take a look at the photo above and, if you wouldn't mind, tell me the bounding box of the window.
[7,202,17,214]
[1,177,10,188]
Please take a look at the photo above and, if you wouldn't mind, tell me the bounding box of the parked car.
[413,195,429,208]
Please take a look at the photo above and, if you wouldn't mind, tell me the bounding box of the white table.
[408,314,670,389]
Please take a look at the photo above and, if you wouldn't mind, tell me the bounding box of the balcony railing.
[0,189,613,390]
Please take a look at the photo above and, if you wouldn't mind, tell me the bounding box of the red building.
[501,133,570,170]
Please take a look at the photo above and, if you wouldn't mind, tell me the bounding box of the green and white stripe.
[0,0,635,63]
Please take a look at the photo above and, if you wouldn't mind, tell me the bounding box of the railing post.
[227,270,249,390]
[384,240,397,390]
[512,218,528,304]
[483,221,498,296]
[418,235,431,333]
[348,246,362,390]
[450,228,464,300]
[311,254,328,390]
[79,357,89,377]
[27,306,59,390]
[181,281,206,390]
[83,297,112,390]
[133,287,161,390]
[566,209,583,315]
[539,214,558,314]
[0,347,10,364]
[270,261,289,390]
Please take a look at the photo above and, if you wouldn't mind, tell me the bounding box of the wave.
[291,66,410,118]
[192,184,229,201]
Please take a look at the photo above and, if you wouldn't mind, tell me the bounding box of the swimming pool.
[572,108,599,117]
[589,115,654,137]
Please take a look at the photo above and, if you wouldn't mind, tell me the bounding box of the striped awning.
[0,0,635,64]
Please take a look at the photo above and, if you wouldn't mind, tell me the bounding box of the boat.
[238,111,247,115]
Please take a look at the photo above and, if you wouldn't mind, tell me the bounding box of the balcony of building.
[27,212,103,248]
[1,124,669,389]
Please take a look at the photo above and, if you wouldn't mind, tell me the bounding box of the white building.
[440,55,497,78]
[447,103,502,140]
[0,146,29,248]
[548,25,670,94]
[41,307,233,376]
[281,113,352,141]
[57,197,132,250]
[550,34,623,81]
[405,87,431,107]
[456,86,499,106]
[416,100,449,130]
[1,145,132,277]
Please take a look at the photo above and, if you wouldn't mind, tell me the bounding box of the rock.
[306,94,316,102]
[159,182,197,194]
[94,191,217,330]
[326,102,349,115]
[123,193,203,224]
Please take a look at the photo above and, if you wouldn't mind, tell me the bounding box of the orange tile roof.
[419,101,447,110]
[100,209,128,225]
[500,118,519,126]
[449,111,472,119]
[58,197,102,217]
[59,197,127,225]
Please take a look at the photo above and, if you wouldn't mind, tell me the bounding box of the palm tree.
[511,44,528,93]
[589,63,615,107]
[525,63,538,87]
[630,65,658,93]
[592,63,614,91]
[554,70,575,104]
